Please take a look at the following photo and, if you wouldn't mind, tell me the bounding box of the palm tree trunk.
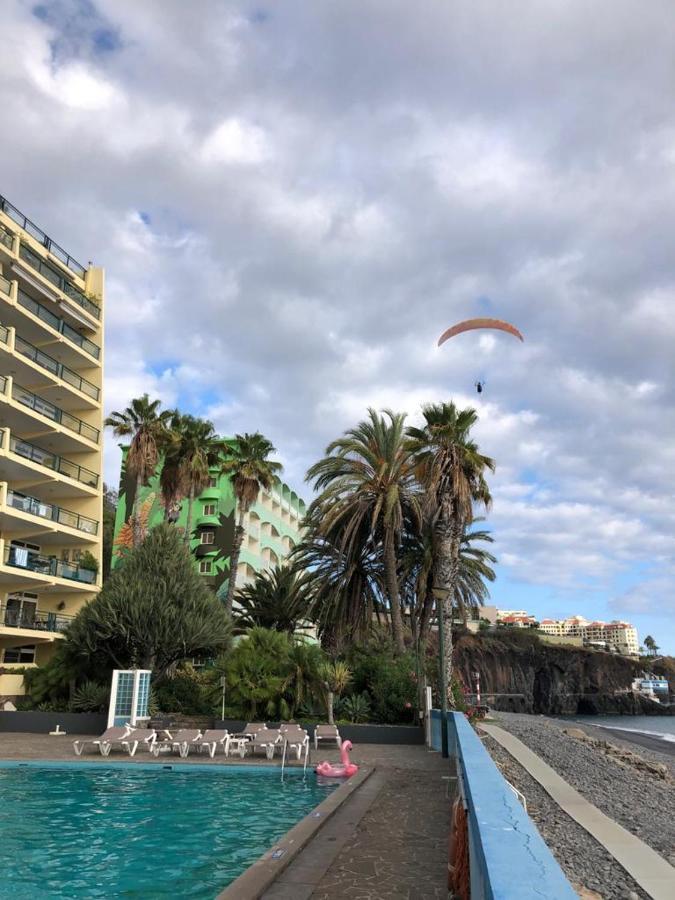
[326,690,334,725]
[225,508,246,615]
[433,513,457,707]
[384,534,405,654]
[133,471,144,547]
[184,486,195,544]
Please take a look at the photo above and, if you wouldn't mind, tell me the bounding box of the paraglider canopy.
[437,317,524,347]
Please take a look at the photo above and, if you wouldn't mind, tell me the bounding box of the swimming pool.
[0,762,338,899]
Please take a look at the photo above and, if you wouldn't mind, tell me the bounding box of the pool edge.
[216,766,374,900]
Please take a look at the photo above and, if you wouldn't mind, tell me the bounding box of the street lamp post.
[433,587,450,759]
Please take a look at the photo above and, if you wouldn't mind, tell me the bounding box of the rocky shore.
[483,712,675,899]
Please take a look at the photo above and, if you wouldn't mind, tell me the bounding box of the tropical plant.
[320,660,352,725]
[306,409,421,654]
[221,627,293,720]
[292,510,383,655]
[105,395,172,547]
[78,551,99,574]
[234,564,313,634]
[102,484,118,581]
[285,642,327,719]
[63,524,232,680]
[406,402,494,703]
[348,641,417,724]
[338,692,372,723]
[220,433,283,615]
[69,680,109,713]
[160,413,223,542]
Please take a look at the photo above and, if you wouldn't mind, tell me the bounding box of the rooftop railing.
[7,489,98,534]
[0,195,86,278]
[3,544,96,584]
[1,603,74,633]
[11,382,100,444]
[9,434,98,488]
[14,333,99,400]
[18,244,99,321]
[17,289,100,359]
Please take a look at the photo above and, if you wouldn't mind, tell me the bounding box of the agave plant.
[339,692,371,724]
[70,680,109,713]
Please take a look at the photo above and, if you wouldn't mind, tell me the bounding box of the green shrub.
[348,643,417,724]
[338,692,372,723]
[70,681,109,713]
[154,666,212,715]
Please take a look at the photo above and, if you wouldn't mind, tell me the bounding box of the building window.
[3,645,36,664]
[208,476,218,488]
[200,531,215,545]
[199,560,212,574]
[203,503,216,516]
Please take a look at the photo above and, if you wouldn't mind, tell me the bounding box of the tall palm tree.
[234,564,313,634]
[406,402,494,699]
[220,433,283,615]
[306,409,420,654]
[172,415,223,544]
[104,395,171,547]
[454,524,497,625]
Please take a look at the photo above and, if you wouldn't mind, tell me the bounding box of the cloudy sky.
[3,1,674,651]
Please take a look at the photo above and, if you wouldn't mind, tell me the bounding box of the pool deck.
[0,733,450,898]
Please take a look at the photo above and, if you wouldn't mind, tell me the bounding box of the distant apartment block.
[0,194,104,697]
[112,446,306,597]
[538,616,639,656]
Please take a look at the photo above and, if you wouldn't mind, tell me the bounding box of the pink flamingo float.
[315,740,358,778]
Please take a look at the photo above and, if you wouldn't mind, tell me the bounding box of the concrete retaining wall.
[0,711,107,734]
[431,711,576,899]
[215,720,423,745]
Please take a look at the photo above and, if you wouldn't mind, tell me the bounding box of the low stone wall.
[215,720,424,745]
[431,711,576,899]
[0,711,107,734]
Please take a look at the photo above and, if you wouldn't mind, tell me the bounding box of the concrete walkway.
[481,723,675,900]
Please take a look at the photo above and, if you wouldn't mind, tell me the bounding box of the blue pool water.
[0,762,338,898]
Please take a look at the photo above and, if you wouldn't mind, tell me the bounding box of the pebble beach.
[484,712,675,900]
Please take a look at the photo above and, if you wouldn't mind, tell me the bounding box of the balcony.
[10,382,99,444]
[18,244,99,321]
[3,543,96,585]
[0,195,86,278]
[1,603,74,634]
[0,273,11,297]
[5,433,98,489]
[6,489,98,535]
[15,289,100,360]
[13,333,99,400]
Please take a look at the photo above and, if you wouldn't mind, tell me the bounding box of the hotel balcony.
[0,323,99,406]
[0,428,98,497]
[0,376,99,454]
[0,601,73,640]
[0,482,97,543]
[1,275,100,365]
[0,538,97,591]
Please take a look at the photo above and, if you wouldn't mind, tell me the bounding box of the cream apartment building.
[0,194,104,697]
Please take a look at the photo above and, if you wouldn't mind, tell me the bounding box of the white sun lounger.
[280,725,309,760]
[250,728,282,760]
[151,729,202,758]
[73,726,131,757]
[120,728,157,757]
[314,724,342,750]
[199,729,230,758]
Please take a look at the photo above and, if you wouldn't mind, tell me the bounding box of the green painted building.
[112,445,306,597]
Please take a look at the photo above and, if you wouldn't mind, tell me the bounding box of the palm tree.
[454,524,497,625]
[105,395,172,547]
[306,409,421,654]
[293,510,383,655]
[406,402,494,700]
[320,660,351,725]
[220,433,283,615]
[644,635,659,657]
[234,564,313,634]
[167,414,223,544]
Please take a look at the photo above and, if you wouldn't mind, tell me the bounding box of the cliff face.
[453,633,673,716]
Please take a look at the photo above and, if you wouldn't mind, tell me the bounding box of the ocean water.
[573,715,675,742]
[0,763,337,899]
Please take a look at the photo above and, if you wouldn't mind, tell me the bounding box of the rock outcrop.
[452,632,674,716]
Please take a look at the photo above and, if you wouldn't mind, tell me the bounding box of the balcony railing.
[0,224,14,251]
[0,323,8,345]
[7,489,98,534]
[0,195,86,278]
[14,333,99,400]
[12,382,100,443]
[1,603,74,634]
[17,290,100,359]
[9,435,98,488]
[4,544,97,584]
[18,244,99,321]
[0,273,11,295]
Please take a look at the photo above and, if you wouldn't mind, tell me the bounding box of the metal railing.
[17,289,100,359]
[1,603,74,633]
[0,195,86,278]
[14,333,99,400]
[7,489,98,534]
[18,244,99,320]
[4,544,97,584]
[9,435,98,488]
[12,382,100,443]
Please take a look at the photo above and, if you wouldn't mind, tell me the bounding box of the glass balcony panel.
[0,324,9,344]
[0,273,11,295]
[18,244,100,320]
[0,226,14,250]
[7,490,55,521]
